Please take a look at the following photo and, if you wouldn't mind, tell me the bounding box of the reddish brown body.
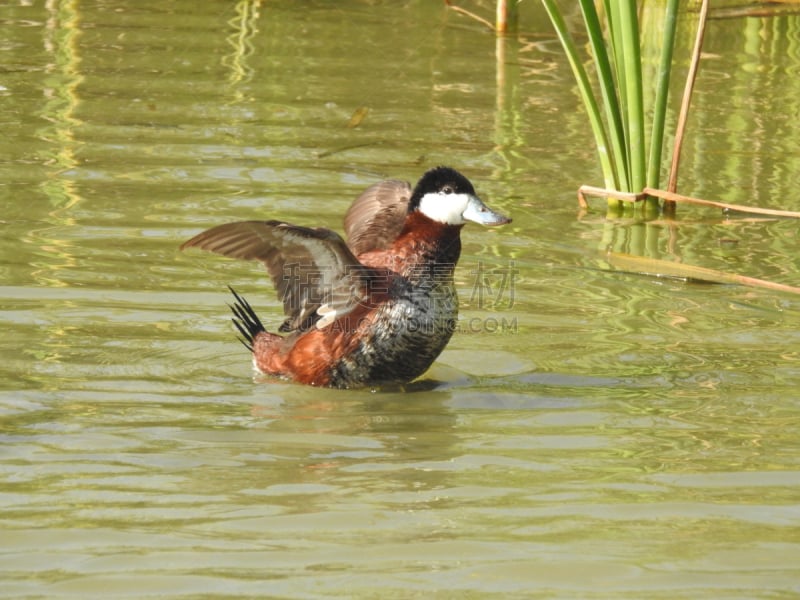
[251,214,462,386]
[252,300,381,386]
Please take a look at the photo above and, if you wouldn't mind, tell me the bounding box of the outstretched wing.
[181,220,371,332]
[344,179,411,256]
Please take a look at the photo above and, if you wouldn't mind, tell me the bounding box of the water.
[2,1,800,597]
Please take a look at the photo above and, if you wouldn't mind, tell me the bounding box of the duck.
[181,166,511,389]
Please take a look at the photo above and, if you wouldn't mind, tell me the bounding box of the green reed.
[541,0,680,211]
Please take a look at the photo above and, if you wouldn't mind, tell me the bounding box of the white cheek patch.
[418,192,471,225]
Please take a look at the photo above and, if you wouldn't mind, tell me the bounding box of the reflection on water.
[2,1,800,597]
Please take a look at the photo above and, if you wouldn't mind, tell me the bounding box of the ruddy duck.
[181,166,510,388]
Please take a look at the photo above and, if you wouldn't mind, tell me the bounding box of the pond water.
[2,1,800,597]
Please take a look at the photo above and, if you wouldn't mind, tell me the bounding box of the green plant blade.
[604,0,627,151]
[541,0,619,190]
[647,0,680,190]
[618,0,645,192]
[578,0,630,192]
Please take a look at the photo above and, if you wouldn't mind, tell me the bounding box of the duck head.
[408,166,511,227]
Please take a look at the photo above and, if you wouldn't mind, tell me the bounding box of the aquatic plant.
[544,0,800,221]
[541,0,684,214]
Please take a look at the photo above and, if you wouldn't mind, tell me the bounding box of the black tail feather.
[227,286,266,352]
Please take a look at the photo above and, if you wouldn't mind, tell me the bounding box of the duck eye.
[441,185,454,194]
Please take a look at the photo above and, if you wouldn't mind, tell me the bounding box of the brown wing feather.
[181,220,370,332]
[344,179,411,256]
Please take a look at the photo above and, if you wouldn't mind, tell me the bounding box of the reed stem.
[647,0,680,190]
